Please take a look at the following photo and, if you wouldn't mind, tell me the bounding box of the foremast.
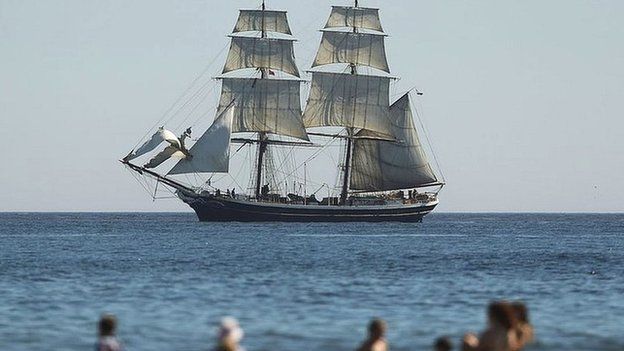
[220,0,308,199]
[340,25,359,206]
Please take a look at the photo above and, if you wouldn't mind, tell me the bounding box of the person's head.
[218,317,243,347]
[434,336,453,351]
[487,301,518,330]
[512,302,529,324]
[462,333,479,351]
[98,314,117,337]
[368,318,387,340]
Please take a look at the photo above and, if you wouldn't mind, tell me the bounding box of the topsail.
[223,36,300,78]
[324,6,384,32]
[233,9,292,35]
[312,31,389,73]
[302,72,393,136]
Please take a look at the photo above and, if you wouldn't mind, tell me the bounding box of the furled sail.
[124,127,181,161]
[325,6,383,33]
[144,146,186,169]
[143,129,191,169]
[223,37,300,77]
[350,93,437,191]
[303,72,392,136]
[168,104,235,175]
[219,77,308,141]
[233,9,292,35]
[312,31,389,73]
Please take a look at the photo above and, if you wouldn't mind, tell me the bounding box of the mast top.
[261,0,266,38]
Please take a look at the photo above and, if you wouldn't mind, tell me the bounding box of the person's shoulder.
[97,336,122,351]
[371,339,388,351]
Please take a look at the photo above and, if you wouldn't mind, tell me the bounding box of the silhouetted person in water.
[512,302,534,349]
[356,318,388,351]
[434,336,453,351]
[214,317,245,351]
[95,314,122,351]
[463,301,520,351]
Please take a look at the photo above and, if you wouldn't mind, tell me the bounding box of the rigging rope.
[410,92,446,183]
[131,41,230,150]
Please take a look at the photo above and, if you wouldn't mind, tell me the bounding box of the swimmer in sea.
[462,301,521,351]
[95,314,122,351]
[356,318,388,351]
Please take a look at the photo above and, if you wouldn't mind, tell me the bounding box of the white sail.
[219,77,308,141]
[312,31,389,73]
[325,6,383,32]
[223,37,300,77]
[233,9,292,35]
[168,105,235,175]
[125,127,181,161]
[303,72,392,136]
[350,93,437,191]
[144,146,186,169]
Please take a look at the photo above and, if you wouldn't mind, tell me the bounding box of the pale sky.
[1,0,623,212]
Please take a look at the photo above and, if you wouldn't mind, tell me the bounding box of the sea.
[0,213,622,351]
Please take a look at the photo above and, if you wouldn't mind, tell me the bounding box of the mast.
[339,23,358,205]
[254,0,267,199]
[303,1,394,203]
[222,0,307,199]
[340,127,353,205]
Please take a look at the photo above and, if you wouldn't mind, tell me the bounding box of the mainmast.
[255,0,268,199]
[303,1,393,205]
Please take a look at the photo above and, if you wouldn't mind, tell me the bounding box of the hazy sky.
[1,0,623,212]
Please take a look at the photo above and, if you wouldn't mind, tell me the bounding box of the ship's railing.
[195,188,437,206]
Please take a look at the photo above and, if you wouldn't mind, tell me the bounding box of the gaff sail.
[350,93,438,192]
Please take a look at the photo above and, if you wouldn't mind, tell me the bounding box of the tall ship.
[121,1,445,222]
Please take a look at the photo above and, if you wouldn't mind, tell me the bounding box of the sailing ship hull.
[178,192,437,222]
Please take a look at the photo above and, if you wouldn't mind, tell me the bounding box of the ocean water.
[0,213,622,351]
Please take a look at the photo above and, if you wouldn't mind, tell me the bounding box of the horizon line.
[1,211,622,215]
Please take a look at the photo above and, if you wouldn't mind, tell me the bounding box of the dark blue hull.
[178,192,437,222]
